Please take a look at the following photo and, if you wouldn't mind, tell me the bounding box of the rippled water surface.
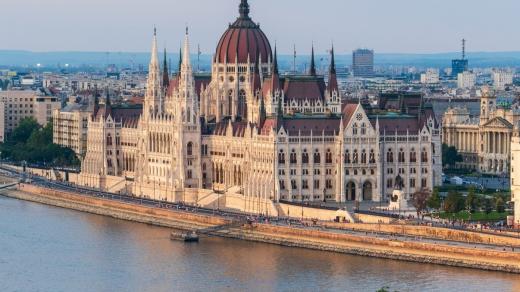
[0,195,519,292]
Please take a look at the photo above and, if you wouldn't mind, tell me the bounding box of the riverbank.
[2,184,520,274]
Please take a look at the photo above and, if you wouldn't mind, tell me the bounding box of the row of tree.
[0,118,79,167]
[411,186,508,218]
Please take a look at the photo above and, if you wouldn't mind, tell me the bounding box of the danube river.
[1,195,519,292]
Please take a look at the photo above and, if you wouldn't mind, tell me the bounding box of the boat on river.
[170,231,199,242]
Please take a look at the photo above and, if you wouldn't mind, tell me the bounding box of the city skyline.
[1,0,519,54]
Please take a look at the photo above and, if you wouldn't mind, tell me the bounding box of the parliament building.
[76,0,442,214]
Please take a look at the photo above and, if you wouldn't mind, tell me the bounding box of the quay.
[1,176,520,273]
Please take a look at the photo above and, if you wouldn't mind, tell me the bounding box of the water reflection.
[0,196,518,292]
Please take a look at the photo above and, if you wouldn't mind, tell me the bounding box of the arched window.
[353,150,359,164]
[107,134,112,146]
[278,150,285,164]
[238,89,247,118]
[398,148,405,163]
[361,123,366,135]
[352,123,358,135]
[421,148,428,163]
[187,142,193,156]
[361,149,367,164]
[410,148,417,163]
[387,148,394,163]
[369,149,375,163]
[325,149,332,164]
[314,150,321,164]
[302,149,309,164]
[290,149,297,164]
[227,89,233,116]
[345,150,351,164]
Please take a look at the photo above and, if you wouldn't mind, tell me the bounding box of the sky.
[1,0,519,55]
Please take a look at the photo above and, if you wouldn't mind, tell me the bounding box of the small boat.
[170,231,199,242]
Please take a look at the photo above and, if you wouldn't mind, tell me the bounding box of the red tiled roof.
[214,4,272,64]
[282,117,341,136]
[342,103,358,127]
[283,77,326,101]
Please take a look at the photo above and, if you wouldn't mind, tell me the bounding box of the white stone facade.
[76,1,442,215]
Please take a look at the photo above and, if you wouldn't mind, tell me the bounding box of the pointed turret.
[182,27,192,68]
[271,44,281,92]
[144,27,162,118]
[178,46,182,73]
[327,44,338,92]
[309,45,316,76]
[162,48,169,91]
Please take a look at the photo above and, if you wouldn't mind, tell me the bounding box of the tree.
[495,197,506,213]
[465,186,478,213]
[427,188,441,211]
[0,118,80,167]
[442,144,462,168]
[412,189,431,218]
[484,198,493,214]
[444,189,464,213]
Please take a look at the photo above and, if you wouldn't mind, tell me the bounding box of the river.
[1,195,519,292]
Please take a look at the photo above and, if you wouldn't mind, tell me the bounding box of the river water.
[1,195,519,292]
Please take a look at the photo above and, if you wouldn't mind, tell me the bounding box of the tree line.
[0,118,79,167]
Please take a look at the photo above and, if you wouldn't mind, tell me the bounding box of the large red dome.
[215,0,272,64]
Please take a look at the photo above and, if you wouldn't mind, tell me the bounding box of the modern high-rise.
[452,39,469,77]
[352,49,374,78]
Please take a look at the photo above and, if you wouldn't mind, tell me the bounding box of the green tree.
[484,198,493,214]
[412,189,431,218]
[444,189,464,213]
[495,197,506,213]
[442,144,462,168]
[427,188,441,211]
[465,186,478,213]
[0,118,79,167]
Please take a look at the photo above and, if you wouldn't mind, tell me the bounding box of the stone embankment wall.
[14,184,228,230]
[3,184,520,274]
[320,221,520,247]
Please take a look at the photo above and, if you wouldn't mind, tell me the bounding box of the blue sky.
[2,0,518,54]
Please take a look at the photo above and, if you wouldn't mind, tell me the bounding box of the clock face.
[356,113,363,121]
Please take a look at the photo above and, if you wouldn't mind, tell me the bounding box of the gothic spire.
[182,27,191,68]
[144,27,162,118]
[178,46,182,73]
[271,44,281,92]
[150,26,159,70]
[328,44,338,92]
[309,44,316,76]
[329,44,336,74]
[162,48,170,90]
[273,44,279,75]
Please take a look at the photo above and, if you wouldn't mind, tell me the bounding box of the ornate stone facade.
[76,0,442,214]
[443,88,520,174]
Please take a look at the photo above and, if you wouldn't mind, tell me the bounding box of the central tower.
[203,0,273,123]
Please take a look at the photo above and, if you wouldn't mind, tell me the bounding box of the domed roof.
[215,0,272,64]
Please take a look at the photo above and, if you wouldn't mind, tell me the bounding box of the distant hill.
[1,50,520,70]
